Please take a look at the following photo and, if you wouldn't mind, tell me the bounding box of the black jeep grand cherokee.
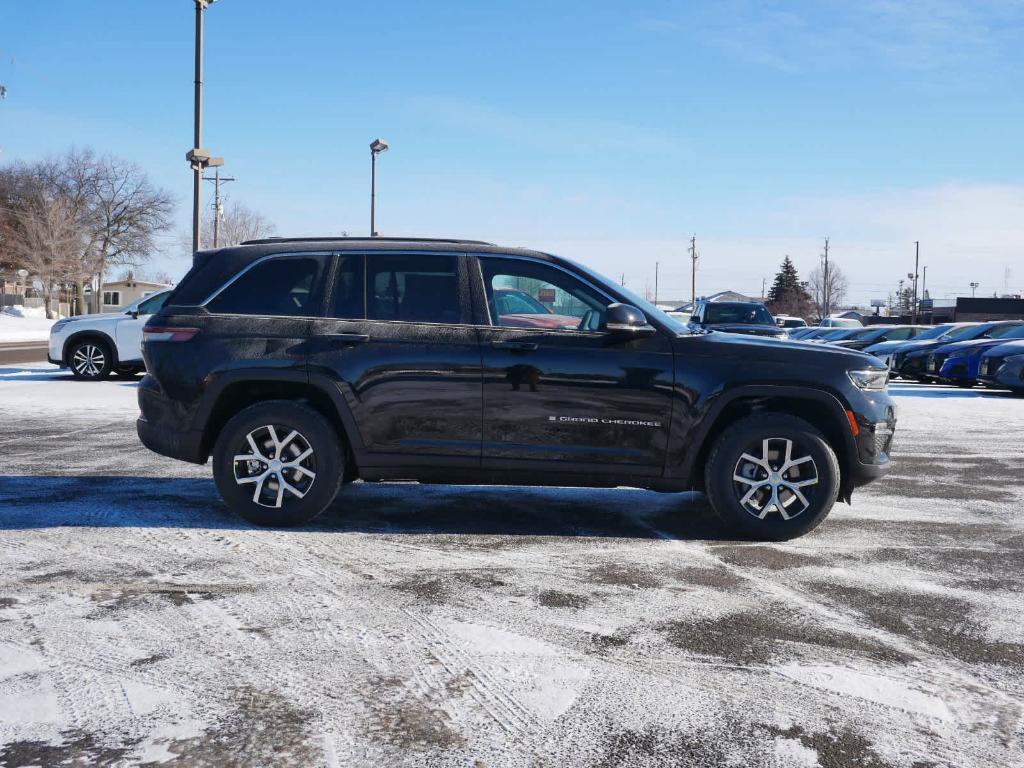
[138,237,895,540]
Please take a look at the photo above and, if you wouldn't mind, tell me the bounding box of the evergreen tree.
[766,256,813,318]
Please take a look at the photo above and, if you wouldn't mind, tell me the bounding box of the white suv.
[48,289,171,380]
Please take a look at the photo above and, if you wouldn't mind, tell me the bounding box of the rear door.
[472,254,674,473]
[307,252,482,465]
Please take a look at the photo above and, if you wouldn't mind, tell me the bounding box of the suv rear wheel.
[212,401,345,527]
[704,413,840,541]
[69,338,113,380]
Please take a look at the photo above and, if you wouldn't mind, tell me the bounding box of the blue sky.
[2,0,1023,304]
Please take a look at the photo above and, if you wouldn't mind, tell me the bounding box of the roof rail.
[239,236,495,246]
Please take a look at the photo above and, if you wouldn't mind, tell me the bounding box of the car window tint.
[137,291,169,315]
[704,303,774,325]
[885,327,914,340]
[208,257,324,316]
[330,255,366,319]
[367,254,461,324]
[989,323,1024,338]
[480,258,606,330]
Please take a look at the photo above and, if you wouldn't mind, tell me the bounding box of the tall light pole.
[203,167,234,247]
[370,138,389,236]
[187,0,223,253]
[910,241,920,324]
[970,281,980,297]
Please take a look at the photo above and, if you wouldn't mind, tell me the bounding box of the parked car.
[137,237,895,540]
[933,324,1024,387]
[791,327,836,342]
[688,301,787,339]
[904,321,1023,382]
[492,287,581,329]
[48,289,172,380]
[868,323,981,380]
[830,325,923,351]
[977,341,1024,393]
[818,317,864,329]
[812,328,863,344]
[775,315,808,331]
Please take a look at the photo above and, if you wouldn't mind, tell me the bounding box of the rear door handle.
[490,340,538,352]
[326,333,369,344]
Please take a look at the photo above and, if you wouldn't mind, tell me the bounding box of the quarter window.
[207,257,324,316]
[366,254,462,324]
[479,258,607,331]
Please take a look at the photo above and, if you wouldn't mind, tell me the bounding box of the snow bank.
[0,363,140,417]
[0,305,60,342]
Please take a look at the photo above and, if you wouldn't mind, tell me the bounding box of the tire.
[704,413,841,541]
[212,400,346,527]
[68,337,114,380]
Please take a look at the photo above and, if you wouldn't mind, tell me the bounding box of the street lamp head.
[370,138,390,155]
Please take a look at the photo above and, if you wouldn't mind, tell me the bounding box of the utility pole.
[689,234,698,309]
[186,0,223,253]
[654,262,659,305]
[911,241,920,324]
[620,273,625,286]
[761,277,767,300]
[821,237,830,318]
[203,168,235,248]
[922,265,928,298]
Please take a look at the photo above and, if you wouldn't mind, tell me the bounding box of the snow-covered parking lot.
[1,363,1022,767]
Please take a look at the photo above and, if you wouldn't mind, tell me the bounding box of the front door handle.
[490,340,538,352]
[326,333,369,344]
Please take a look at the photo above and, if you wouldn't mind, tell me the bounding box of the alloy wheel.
[731,437,819,520]
[72,344,106,377]
[233,425,317,508]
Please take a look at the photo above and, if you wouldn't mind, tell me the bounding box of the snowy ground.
[0,306,58,343]
[1,364,1022,767]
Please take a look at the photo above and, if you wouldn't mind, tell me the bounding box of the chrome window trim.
[470,252,619,331]
[200,251,335,308]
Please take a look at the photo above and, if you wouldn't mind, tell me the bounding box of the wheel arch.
[63,330,119,368]
[683,386,858,503]
[197,371,362,479]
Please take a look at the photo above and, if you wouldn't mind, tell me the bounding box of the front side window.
[480,257,607,331]
[136,291,169,315]
[366,254,462,324]
[207,256,324,316]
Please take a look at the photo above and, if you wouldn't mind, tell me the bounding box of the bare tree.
[35,149,175,312]
[808,262,849,320]
[202,201,276,247]
[6,197,85,318]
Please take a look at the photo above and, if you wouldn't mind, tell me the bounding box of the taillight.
[144,327,200,342]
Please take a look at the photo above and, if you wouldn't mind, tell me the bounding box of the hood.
[982,339,1024,358]
[936,337,1017,356]
[683,329,881,366]
[55,311,126,325]
[704,323,786,337]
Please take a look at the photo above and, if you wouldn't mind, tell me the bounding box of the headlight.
[848,369,889,390]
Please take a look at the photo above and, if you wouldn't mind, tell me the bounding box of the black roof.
[241,236,494,246]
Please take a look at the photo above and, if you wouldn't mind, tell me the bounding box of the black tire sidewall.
[69,338,114,380]
[705,413,840,541]
[212,400,344,527]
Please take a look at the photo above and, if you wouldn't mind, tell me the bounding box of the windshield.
[599,280,689,334]
[704,303,774,325]
[943,325,981,340]
[823,329,856,341]
[916,325,953,340]
[989,323,1024,339]
[1003,325,1024,339]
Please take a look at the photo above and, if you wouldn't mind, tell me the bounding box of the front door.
[307,252,482,464]
[473,255,674,473]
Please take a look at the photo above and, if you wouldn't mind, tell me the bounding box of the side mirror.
[130,310,140,319]
[604,303,655,336]
[689,315,699,324]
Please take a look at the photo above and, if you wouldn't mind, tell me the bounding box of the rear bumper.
[136,417,207,464]
[136,375,207,464]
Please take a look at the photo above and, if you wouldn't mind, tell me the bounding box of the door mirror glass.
[604,303,655,335]
[689,315,699,324]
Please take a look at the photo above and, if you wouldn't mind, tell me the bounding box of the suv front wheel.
[69,338,114,380]
[212,401,346,527]
[704,413,840,541]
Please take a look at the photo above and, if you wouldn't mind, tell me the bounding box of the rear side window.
[367,254,462,324]
[207,257,325,316]
[330,255,366,319]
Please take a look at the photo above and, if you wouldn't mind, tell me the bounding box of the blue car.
[978,339,1024,393]
[935,324,1024,386]
[902,321,1023,382]
[865,323,980,380]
